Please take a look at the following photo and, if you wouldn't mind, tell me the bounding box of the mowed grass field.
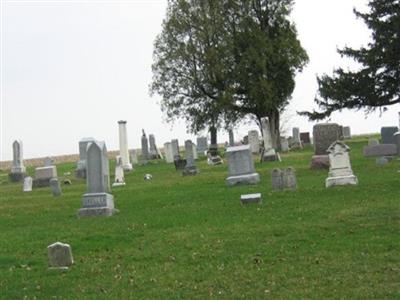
[0,136,399,299]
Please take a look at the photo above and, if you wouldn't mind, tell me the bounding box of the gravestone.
[271,168,297,191]
[311,123,340,169]
[33,166,57,187]
[338,125,344,140]
[112,156,126,187]
[164,142,174,163]
[183,140,198,176]
[47,242,73,269]
[141,129,150,163]
[240,193,262,205]
[44,157,54,167]
[50,178,62,197]
[291,128,302,149]
[174,158,187,170]
[23,176,33,192]
[363,144,397,157]
[394,132,400,155]
[196,137,208,154]
[192,143,198,160]
[75,137,96,179]
[129,149,139,165]
[248,130,260,154]
[261,117,278,161]
[9,140,26,182]
[171,139,180,160]
[77,141,118,217]
[381,127,398,144]
[226,145,260,186]
[280,137,290,152]
[300,132,311,146]
[326,141,358,187]
[343,126,351,139]
[118,120,133,171]
[149,134,159,159]
[228,129,235,146]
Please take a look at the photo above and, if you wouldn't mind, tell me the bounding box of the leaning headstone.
[33,166,57,188]
[291,128,302,149]
[326,141,358,187]
[261,117,278,161]
[112,156,126,187]
[248,130,260,154]
[240,193,262,205]
[118,120,133,171]
[376,156,389,166]
[183,140,198,176]
[75,137,96,179]
[300,132,311,146]
[23,176,33,192]
[9,140,26,182]
[149,134,159,159]
[50,178,62,197]
[280,137,290,152]
[77,141,118,217]
[129,149,139,165]
[311,123,339,169]
[228,129,235,146]
[226,145,260,186]
[196,137,208,154]
[47,242,73,269]
[44,157,54,167]
[164,142,174,164]
[343,126,351,139]
[141,129,150,163]
[381,126,398,144]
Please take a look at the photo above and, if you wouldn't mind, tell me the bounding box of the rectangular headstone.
[381,127,398,144]
[240,193,262,204]
[50,178,62,197]
[248,130,260,154]
[363,144,397,157]
[226,145,260,186]
[313,123,340,155]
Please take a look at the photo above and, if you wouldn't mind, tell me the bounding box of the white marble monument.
[118,120,133,171]
[9,140,26,182]
[226,145,260,186]
[112,156,126,187]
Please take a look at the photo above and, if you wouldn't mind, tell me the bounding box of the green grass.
[0,138,399,299]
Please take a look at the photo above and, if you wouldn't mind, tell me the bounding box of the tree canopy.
[151,0,308,146]
[301,0,400,121]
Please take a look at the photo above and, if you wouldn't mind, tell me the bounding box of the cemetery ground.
[0,136,399,299]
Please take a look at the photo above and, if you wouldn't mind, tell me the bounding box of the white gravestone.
[9,140,26,182]
[77,141,118,217]
[248,130,260,154]
[33,166,58,188]
[226,145,260,186]
[261,117,278,161]
[326,141,358,188]
[47,242,73,269]
[164,142,174,164]
[23,176,33,192]
[291,127,302,149]
[112,156,126,187]
[196,137,208,154]
[129,149,139,165]
[118,120,133,171]
[192,143,198,160]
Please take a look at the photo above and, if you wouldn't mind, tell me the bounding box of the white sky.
[1,0,399,161]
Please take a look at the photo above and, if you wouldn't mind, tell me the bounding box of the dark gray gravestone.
[141,129,150,162]
[313,123,340,155]
[226,145,260,186]
[47,242,73,269]
[381,127,398,144]
[9,140,26,182]
[50,178,62,197]
[183,140,198,176]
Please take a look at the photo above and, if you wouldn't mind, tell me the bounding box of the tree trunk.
[209,125,218,155]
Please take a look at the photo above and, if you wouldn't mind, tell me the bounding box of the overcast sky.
[1,0,399,161]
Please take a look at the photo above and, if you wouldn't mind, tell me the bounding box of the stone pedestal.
[226,145,260,186]
[50,178,62,197]
[78,193,118,217]
[118,121,133,171]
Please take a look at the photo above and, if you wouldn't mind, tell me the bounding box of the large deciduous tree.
[301,0,400,121]
[151,0,308,147]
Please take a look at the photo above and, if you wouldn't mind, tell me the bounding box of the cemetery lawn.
[0,136,399,299]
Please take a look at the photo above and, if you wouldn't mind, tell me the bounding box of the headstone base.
[33,178,53,188]
[326,175,358,188]
[182,166,198,176]
[77,207,119,218]
[290,142,303,150]
[8,172,26,182]
[262,149,278,162]
[77,193,118,217]
[75,168,86,179]
[226,173,260,186]
[240,193,262,204]
[112,182,126,187]
[310,155,330,170]
[174,158,187,170]
[122,164,133,171]
[208,155,223,166]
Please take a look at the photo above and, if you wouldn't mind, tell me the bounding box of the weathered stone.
[271,167,297,191]
[381,126,398,144]
[112,156,125,187]
[363,144,397,157]
[248,130,260,154]
[183,140,198,176]
[300,132,311,146]
[261,117,278,161]
[118,121,133,171]
[226,145,260,186]
[78,141,117,217]
[291,128,302,149]
[164,142,174,163]
[47,242,73,269]
[33,166,57,187]
[196,137,208,154]
[228,129,235,146]
[50,178,62,197]
[240,193,262,204]
[326,141,358,188]
[376,156,389,166]
[338,125,344,140]
[149,134,159,159]
[207,154,223,166]
[44,157,54,167]
[9,140,26,182]
[280,138,289,152]
[310,155,330,170]
[192,143,198,160]
[23,176,33,192]
[174,158,187,170]
[171,139,180,160]
[141,129,150,162]
[271,169,283,191]
[129,149,139,165]
[313,123,340,155]
[75,137,96,179]
[343,126,351,139]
